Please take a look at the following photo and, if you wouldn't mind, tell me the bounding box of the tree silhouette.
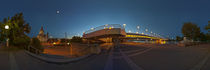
[205,21,210,32]
[0,13,31,47]
[181,22,200,41]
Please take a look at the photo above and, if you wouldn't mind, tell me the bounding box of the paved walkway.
[0,44,209,70]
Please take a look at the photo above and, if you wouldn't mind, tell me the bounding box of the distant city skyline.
[0,0,210,38]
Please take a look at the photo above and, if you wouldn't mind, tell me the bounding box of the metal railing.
[25,46,43,54]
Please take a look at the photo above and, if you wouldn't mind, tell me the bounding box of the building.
[37,26,48,42]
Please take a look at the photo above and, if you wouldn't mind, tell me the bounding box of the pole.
[6,38,9,47]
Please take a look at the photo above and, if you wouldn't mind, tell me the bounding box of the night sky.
[0,0,210,38]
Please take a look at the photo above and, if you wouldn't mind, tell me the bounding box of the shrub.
[31,37,43,52]
[13,36,30,49]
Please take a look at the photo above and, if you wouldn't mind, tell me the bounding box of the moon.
[56,10,60,14]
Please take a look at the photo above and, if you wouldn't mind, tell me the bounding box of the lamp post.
[128,30,131,33]
[137,26,140,34]
[123,24,126,29]
[5,25,9,47]
[145,28,148,32]
[150,31,153,36]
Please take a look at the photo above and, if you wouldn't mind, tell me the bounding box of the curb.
[24,50,93,64]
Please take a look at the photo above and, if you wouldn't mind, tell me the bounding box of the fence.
[25,46,43,54]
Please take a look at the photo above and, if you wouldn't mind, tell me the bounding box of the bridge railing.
[84,24,124,34]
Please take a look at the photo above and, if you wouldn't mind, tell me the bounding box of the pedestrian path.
[104,46,148,70]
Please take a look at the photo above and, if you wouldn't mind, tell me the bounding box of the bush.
[13,36,30,49]
[31,38,43,52]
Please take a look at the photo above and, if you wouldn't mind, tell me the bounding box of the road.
[0,44,210,70]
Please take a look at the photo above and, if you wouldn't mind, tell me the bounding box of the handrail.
[26,45,43,54]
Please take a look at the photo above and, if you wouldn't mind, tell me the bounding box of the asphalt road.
[0,44,210,70]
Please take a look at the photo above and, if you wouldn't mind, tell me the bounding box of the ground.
[0,43,210,70]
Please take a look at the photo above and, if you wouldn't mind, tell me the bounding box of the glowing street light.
[141,32,144,35]
[105,24,108,26]
[5,25,9,47]
[137,26,140,29]
[137,25,140,33]
[128,30,131,33]
[91,28,94,30]
[145,29,148,32]
[136,32,139,34]
[123,24,126,28]
[5,25,9,29]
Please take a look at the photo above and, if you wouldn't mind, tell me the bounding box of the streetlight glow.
[145,29,148,32]
[5,25,9,29]
[123,24,126,28]
[123,24,126,26]
[128,30,131,33]
[137,26,140,29]
[91,28,94,30]
[5,25,9,47]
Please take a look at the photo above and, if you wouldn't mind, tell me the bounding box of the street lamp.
[137,26,140,33]
[128,30,131,33]
[136,32,139,34]
[5,25,9,47]
[91,28,94,30]
[123,24,126,29]
[5,25,9,29]
[137,26,140,29]
[145,28,148,32]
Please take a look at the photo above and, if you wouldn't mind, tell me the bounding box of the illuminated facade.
[37,26,48,42]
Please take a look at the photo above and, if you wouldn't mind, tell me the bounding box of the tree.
[181,22,201,41]
[199,32,207,41]
[70,36,83,43]
[0,13,31,47]
[31,38,43,51]
[176,36,183,41]
[205,21,210,41]
[206,33,210,42]
[205,21,210,32]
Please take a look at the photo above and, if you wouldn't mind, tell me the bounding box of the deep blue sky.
[0,0,210,38]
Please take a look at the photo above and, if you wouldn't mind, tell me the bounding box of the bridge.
[83,24,167,43]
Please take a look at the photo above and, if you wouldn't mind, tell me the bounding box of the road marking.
[104,48,114,70]
[128,48,152,57]
[9,52,19,70]
[190,53,210,70]
[119,49,144,70]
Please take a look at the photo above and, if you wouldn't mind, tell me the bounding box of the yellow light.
[67,43,70,45]
[109,27,112,29]
[53,42,56,45]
